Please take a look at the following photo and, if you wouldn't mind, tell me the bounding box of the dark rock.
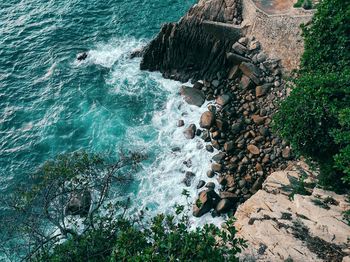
[227,65,240,79]
[216,94,231,106]
[206,145,214,153]
[183,171,195,187]
[226,52,251,64]
[197,180,206,189]
[240,75,253,89]
[196,129,202,136]
[201,130,211,142]
[251,176,264,194]
[216,119,228,131]
[232,42,248,55]
[66,190,91,216]
[205,182,215,190]
[171,147,181,152]
[212,152,226,162]
[193,189,220,217]
[215,199,232,213]
[199,111,215,129]
[207,170,215,178]
[180,86,205,107]
[77,52,88,61]
[220,191,238,200]
[212,163,222,172]
[239,62,261,85]
[259,127,270,137]
[224,141,234,152]
[193,81,204,90]
[177,120,185,127]
[183,124,196,139]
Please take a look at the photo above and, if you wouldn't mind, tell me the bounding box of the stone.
[212,79,220,88]
[255,163,263,172]
[171,147,181,152]
[224,141,234,152]
[232,42,248,55]
[183,171,195,187]
[282,147,291,159]
[240,75,253,89]
[238,37,248,46]
[193,81,204,90]
[216,119,228,131]
[249,40,261,51]
[201,130,211,142]
[193,189,220,217]
[216,94,231,106]
[226,52,251,64]
[216,199,232,213]
[255,84,271,97]
[206,145,214,153]
[250,176,264,194]
[199,111,215,129]
[212,152,226,162]
[226,175,235,188]
[259,127,270,137]
[239,62,261,85]
[231,121,243,135]
[220,191,238,200]
[257,52,267,63]
[205,182,215,190]
[180,86,205,107]
[212,163,222,172]
[183,124,196,139]
[251,115,266,125]
[207,170,215,178]
[228,65,240,79]
[197,180,205,189]
[65,190,91,216]
[247,144,260,155]
[177,120,185,127]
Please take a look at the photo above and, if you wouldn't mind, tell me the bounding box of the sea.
[0,0,225,253]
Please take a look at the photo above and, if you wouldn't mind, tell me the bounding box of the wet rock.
[216,199,232,213]
[216,94,231,106]
[193,189,220,217]
[177,120,185,127]
[205,182,215,190]
[247,144,260,155]
[171,147,181,152]
[212,152,226,162]
[183,124,196,139]
[224,141,234,152]
[66,190,91,216]
[183,171,195,187]
[77,52,88,61]
[180,86,205,107]
[199,111,215,129]
[206,144,214,153]
[212,163,222,172]
[207,170,215,178]
[197,180,206,189]
[201,130,211,142]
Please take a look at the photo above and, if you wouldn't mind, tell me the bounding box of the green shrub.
[274,0,350,191]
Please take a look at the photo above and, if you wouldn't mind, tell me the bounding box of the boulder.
[239,62,261,85]
[183,171,195,187]
[226,52,251,64]
[197,180,206,189]
[212,152,226,162]
[239,75,253,89]
[216,199,232,213]
[232,42,248,55]
[255,84,271,97]
[180,86,205,107]
[199,111,215,129]
[216,94,231,106]
[224,141,234,152]
[193,189,220,217]
[65,190,91,216]
[247,144,260,155]
[183,124,196,139]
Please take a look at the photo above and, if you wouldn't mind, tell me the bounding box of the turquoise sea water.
[0,1,225,252]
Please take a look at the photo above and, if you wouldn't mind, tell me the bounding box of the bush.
[274,0,350,191]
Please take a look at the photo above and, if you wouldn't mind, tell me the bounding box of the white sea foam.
[83,38,225,228]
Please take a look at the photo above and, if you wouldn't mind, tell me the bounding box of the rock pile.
[180,36,293,217]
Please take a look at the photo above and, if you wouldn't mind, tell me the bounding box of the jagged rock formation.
[235,163,350,262]
[140,0,243,82]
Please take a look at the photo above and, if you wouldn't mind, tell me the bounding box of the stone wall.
[241,0,314,71]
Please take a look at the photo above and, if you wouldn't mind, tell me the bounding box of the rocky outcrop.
[235,165,350,262]
[140,0,243,82]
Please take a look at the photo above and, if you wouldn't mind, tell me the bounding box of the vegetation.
[293,0,313,10]
[0,152,245,261]
[274,0,350,192]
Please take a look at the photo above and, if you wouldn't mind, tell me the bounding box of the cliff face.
[140,0,243,82]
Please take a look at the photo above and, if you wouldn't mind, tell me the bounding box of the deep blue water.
[0,0,195,192]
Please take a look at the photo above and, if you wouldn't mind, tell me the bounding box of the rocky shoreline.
[139,0,297,217]
[179,35,293,217]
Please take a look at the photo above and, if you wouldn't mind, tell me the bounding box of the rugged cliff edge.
[140,0,243,82]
